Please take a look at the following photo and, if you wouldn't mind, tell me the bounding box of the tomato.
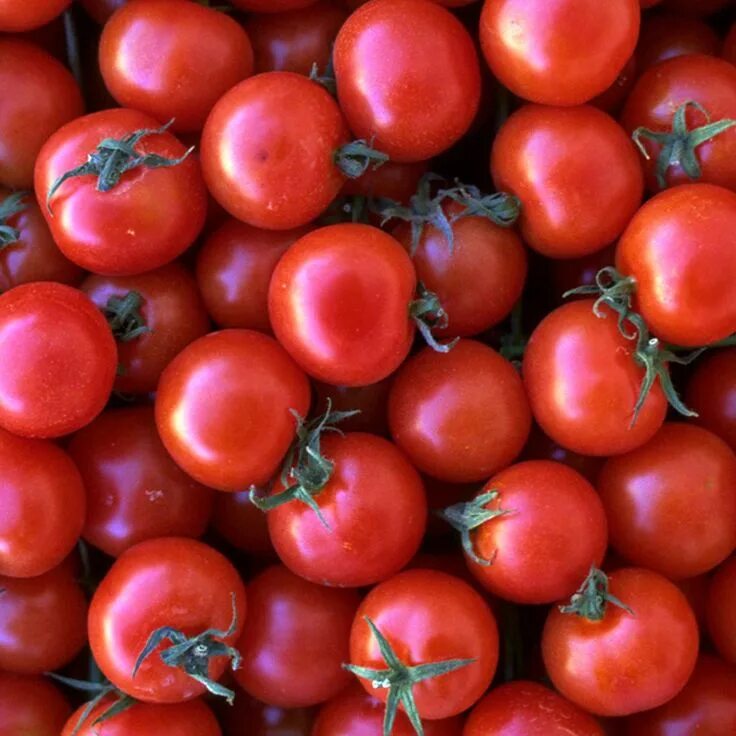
[68,406,214,557]
[333,0,480,162]
[0,673,70,736]
[522,424,605,484]
[348,569,498,722]
[313,377,392,436]
[591,54,637,115]
[706,556,736,665]
[543,567,699,716]
[156,329,310,491]
[79,0,126,23]
[389,339,531,483]
[201,72,352,230]
[100,0,254,132]
[623,654,736,736]
[246,1,347,75]
[724,23,736,66]
[89,537,247,703]
[598,423,736,580]
[451,460,607,604]
[36,108,207,276]
[0,39,83,189]
[637,13,721,71]
[621,55,736,193]
[0,0,69,31]
[0,558,88,674]
[0,282,116,438]
[196,219,309,331]
[491,105,643,259]
[479,0,639,106]
[81,262,210,394]
[211,490,274,557]
[523,299,668,456]
[677,574,710,632]
[616,183,736,347]
[269,224,417,386]
[231,0,318,10]
[217,690,314,736]
[548,245,617,306]
[464,681,605,736]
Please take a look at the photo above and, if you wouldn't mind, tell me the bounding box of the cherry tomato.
[479,0,639,106]
[0,673,70,736]
[89,537,247,703]
[522,424,605,484]
[677,574,710,632]
[491,105,643,259]
[0,282,116,438]
[543,567,699,716]
[637,13,721,71]
[389,339,531,483]
[36,108,207,276]
[211,490,274,558]
[0,0,69,31]
[313,378,392,436]
[217,689,315,736]
[706,555,736,664]
[100,0,254,132]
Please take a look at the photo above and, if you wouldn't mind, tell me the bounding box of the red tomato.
[0,673,70,736]
[548,245,617,306]
[724,23,736,66]
[598,423,736,579]
[231,0,318,10]
[0,39,83,189]
[479,0,639,106]
[217,689,315,736]
[464,681,605,736]
[100,0,254,132]
[543,567,699,716]
[36,108,207,276]
[591,54,638,115]
[677,574,710,632]
[89,537,247,703]
[389,339,532,483]
[333,0,481,162]
[616,183,736,347]
[155,329,310,491]
[68,406,214,557]
[81,262,210,394]
[348,569,499,721]
[523,299,668,456]
[491,105,643,259]
[269,224,417,386]
[313,378,392,436]
[0,282,116,438]
[0,559,88,674]
[522,424,605,484]
[0,0,69,31]
[637,13,721,71]
[211,490,274,558]
[706,556,736,664]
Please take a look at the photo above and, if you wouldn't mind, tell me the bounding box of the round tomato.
[0,0,69,32]
[706,555,736,664]
[211,490,274,557]
[590,54,637,115]
[637,13,721,71]
[0,673,70,736]
[89,537,247,703]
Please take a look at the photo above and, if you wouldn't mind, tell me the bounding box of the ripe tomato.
[81,262,210,394]
[36,108,207,276]
[598,423,736,580]
[491,104,643,259]
[0,559,88,674]
[216,689,315,736]
[464,681,604,736]
[313,377,392,436]
[389,339,531,483]
[616,183,736,347]
[100,0,254,132]
[155,329,310,491]
[479,0,639,106]
[333,0,480,162]
[0,673,70,736]
[211,490,274,557]
[591,54,637,115]
[637,13,721,71]
[89,537,247,703]
[548,245,617,306]
[677,574,710,632]
[522,299,668,456]
[269,224,417,386]
[0,0,69,31]
[543,567,699,716]
[0,282,116,438]
[706,556,736,664]
[342,160,429,215]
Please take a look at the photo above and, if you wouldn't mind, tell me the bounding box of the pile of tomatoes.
[2,0,736,734]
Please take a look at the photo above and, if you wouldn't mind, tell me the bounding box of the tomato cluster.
[1,0,736,735]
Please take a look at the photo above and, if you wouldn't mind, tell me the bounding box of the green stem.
[559,567,634,621]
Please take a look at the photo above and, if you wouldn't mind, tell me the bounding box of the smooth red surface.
[0,673,71,736]
[707,556,736,664]
[211,490,274,557]
[637,13,720,71]
[0,0,69,32]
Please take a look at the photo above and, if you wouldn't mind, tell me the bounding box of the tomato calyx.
[102,291,151,342]
[335,138,390,179]
[438,489,512,566]
[344,616,475,736]
[632,100,736,190]
[132,592,242,704]
[410,282,459,353]
[46,120,195,213]
[310,56,336,97]
[559,567,634,622]
[0,190,28,249]
[320,195,370,225]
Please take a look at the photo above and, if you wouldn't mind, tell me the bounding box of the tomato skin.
[479,0,639,106]
[0,673,71,736]
[342,161,429,206]
[313,377,392,436]
[724,23,736,66]
[389,340,532,483]
[201,72,349,230]
[0,559,88,674]
[616,183,736,347]
[268,432,427,587]
[522,424,605,484]
[0,0,69,32]
[0,282,117,438]
[100,0,254,132]
[522,299,668,457]
[598,423,736,580]
[36,108,207,276]
[269,224,416,386]
[543,567,699,717]
[706,556,736,665]
[155,329,310,491]
[211,490,274,557]
[217,689,315,736]
[491,105,643,259]
[591,54,637,115]
[637,13,721,71]
[89,537,247,703]
[350,569,499,720]
[464,681,604,736]
[333,0,481,162]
